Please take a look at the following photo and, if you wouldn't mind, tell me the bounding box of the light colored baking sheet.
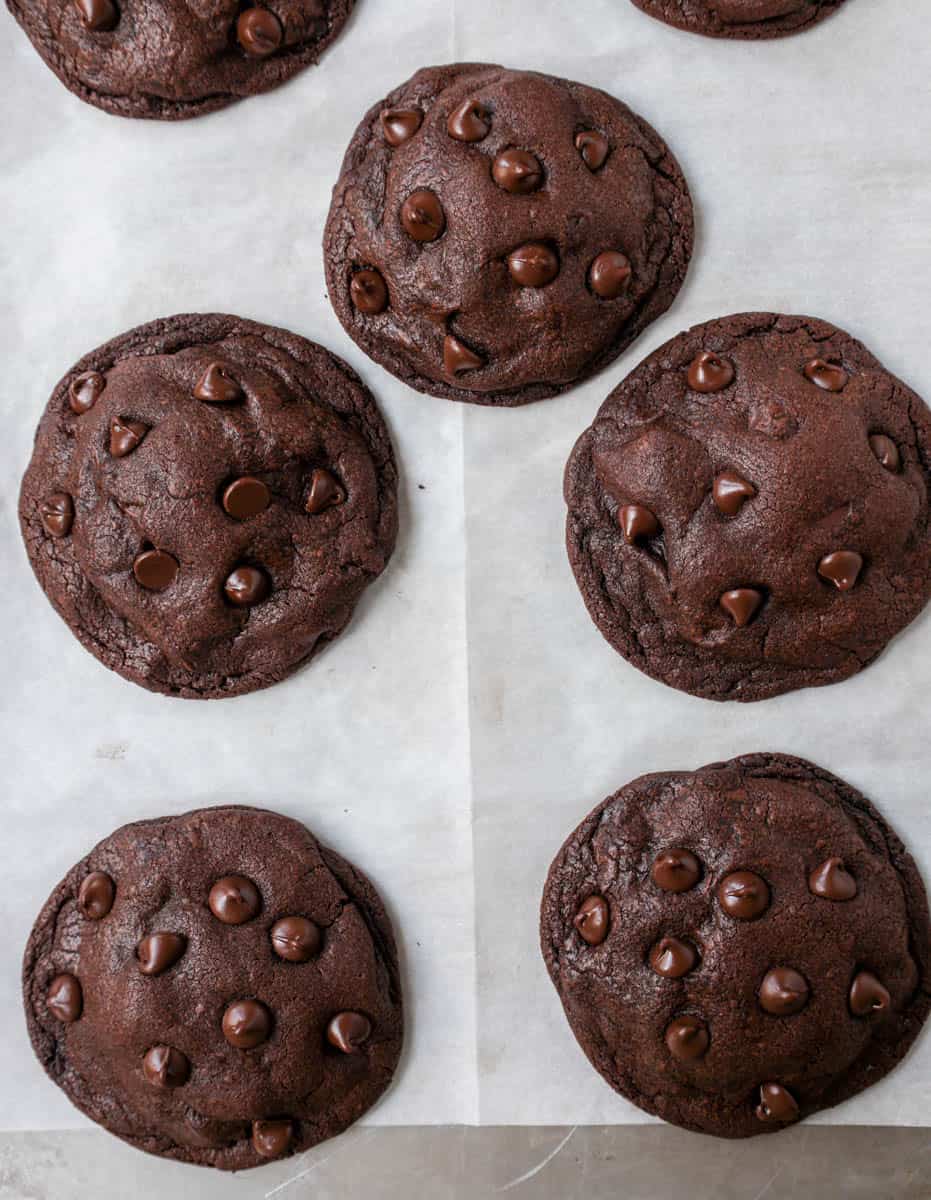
[1,0,929,1137]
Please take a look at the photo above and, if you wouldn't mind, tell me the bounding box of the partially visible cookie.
[24,806,403,1170]
[6,0,354,120]
[629,0,848,39]
[565,313,931,702]
[541,753,931,1138]
[324,63,693,406]
[20,313,397,700]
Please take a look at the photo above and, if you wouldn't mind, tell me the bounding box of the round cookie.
[24,806,403,1170]
[6,0,354,120]
[324,63,693,406]
[565,313,931,702]
[629,0,848,39]
[19,313,397,700]
[540,753,931,1138]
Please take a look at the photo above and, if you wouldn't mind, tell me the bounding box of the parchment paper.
[1,0,929,1133]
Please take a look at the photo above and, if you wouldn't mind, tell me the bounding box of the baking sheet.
[1,0,929,1134]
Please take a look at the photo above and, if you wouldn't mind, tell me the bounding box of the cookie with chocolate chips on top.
[541,754,931,1138]
[324,63,693,406]
[565,313,931,702]
[629,0,848,39]
[24,806,403,1170]
[20,313,397,699]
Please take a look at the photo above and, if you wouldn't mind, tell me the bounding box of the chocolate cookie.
[24,806,403,1170]
[7,0,353,120]
[629,0,848,39]
[565,313,931,702]
[541,753,931,1138]
[20,313,397,699]
[324,63,693,406]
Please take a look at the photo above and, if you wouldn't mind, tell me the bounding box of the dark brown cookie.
[324,63,693,406]
[565,313,931,702]
[629,0,848,39]
[6,0,354,120]
[23,806,403,1170]
[541,753,931,1139]
[19,313,397,699]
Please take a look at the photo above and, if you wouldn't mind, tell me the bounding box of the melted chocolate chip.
[47,974,83,1023]
[713,472,755,517]
[224,565,270,607]
[573,896,609,946]
[400,190,446,242]
[193,363,243,404]
[327,1011,372,1053]
[444,334,484,377]
[68,371,106,414]
[236,8,283,57]
[222,476,271,520]
[381,109,422,147]
[619,504,660,545]
[756,1082,799,1124]
[41,493,74,538]
[208,875,261,925]
[222,999,272,1048]
[133,549,179,592]
[759,967,809,1015]
[575,130,610,171]
[869,434,901,473]
[110,417,149,458]
[492,149,543,194]
[253,1119,293,1159]
[649,936,698,979]
[688,351,734,394]
[143,1045,189,1088]
[849,970,891,1017]
[351,269,389,315]
[137,932,187,976]
[809,857,857,901]
[305,468,346,514]
[818,550,863,591]
[719,588,764,628]
[651,849,702,893]
[589,251,632,299]
[447,99,490,142]
[665,1015,709,1062]
[271,916,322,963]
[507,243,559,288]
[74,0,118,31]
[78,872,115,920]
[717,871,770,920]
[803,358,848,392]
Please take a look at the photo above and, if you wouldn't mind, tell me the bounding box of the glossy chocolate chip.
[41,493,74,538]
[224,565,270,607]
[110,417,148,458]
[327,1011,372,1053]
[809,857,857,901]
[143,1045,190,1088]
[818,550,863,591]
[575,130,610,171]
[222,999,272,1049]
[619,504,660,545]
[271,916,322,963]
[351,269,389,315]
[759,967,809,1015]
[74,0,118,31]
[222,477,271,520]
[688,351,734,393]
[719,588,764,628]
[78,872,115,920]
[756,1082,799,1124]
[869,434,901,473]
[305,468,345,514]
[133,549,179,592]
[444,334,484,377]
[137,932,187,976]
[804,358,848,392]
[589,251,632,300]
[447,99,490,142]
[253,1119,293,1159]
[208,875,261,925]
[713,472,755,516]
[69,371,106,414]
[193,363,243,403]
[665,1016,709,1062]
[507,243,559,288]
[400,190,446,242]
[47,974,83,1023]
[236,8,282,57]
[381,109,422,147]
[652,849,702,893]
[849,970,891,1018]
[573,896,609,946]
[717,871,770,920]
[492,149,543,194]
[649,936,698,979]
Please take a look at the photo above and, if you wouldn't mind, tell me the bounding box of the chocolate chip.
[327,1011,371,1053]
[252,1119,293,1159]
[143,1045,190,1088]
[137,932,187,976]
[618,504,660,545]
[222,999,272,1048]
[224,565,270,607]
[869,434,901,473]
[447,99,490,142]
[713,472,755,517]
[193,363,243,404]
[271,916,322,963]
[589,251,632,299]
[506,243,559,289]
[74,0,117,31]
[236,8,282,57]
[652,850,702,894]
[756,1082,799,1124]
[849,970,891,1017]
[719,588,764,628]
[381,109,422,147]
[305,468,345,514]
[208,875,261,925]
[78,872,115,920]
[575,130,610,171]
[803,358,848,392]
[688,351,734,393]
[809,857,857,901]
[47,974,83,1023]
[649,936,698,979]
[350,269,389,315]
[222,477,271,520]
[759,967,809,1015]
[400,190,445,242]
[68,371,106,414]
[717,871,770,920]
[664,1016,709,1062]
[133,549,179,592]
[110,417,149,458]
[818,550,863,591]
[444,334,484,377]
[41,493,74,538]
[492,149,543,194]
[573,896,609,946]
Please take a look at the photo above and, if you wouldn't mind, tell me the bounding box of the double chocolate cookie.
[541,753,930,1138]
[629,0,848,39]
[7,0,353,119]
[565,313,931,702]
[24,806,403,1170]
[20,313,397,699]
[324,64,693,406]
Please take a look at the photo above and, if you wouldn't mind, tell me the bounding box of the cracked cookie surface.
[629,0,848,39]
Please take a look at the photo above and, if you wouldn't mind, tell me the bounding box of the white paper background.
[1,0,929,1134]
